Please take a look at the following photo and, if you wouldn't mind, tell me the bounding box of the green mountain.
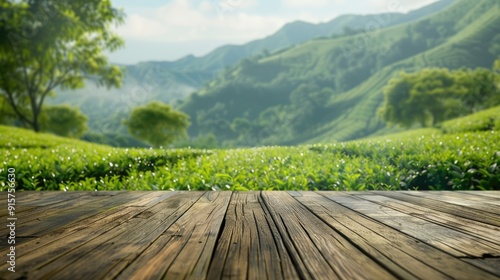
[145,0,453,73]
[49,0,453,146]
[179,0,500,147]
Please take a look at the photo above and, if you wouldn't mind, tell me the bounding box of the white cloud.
[368,0,439,13]
[120,14,165,39]
[117,0,286,44]
[397,0,439,13]
[281,0,330,8]
[218,0,259,9]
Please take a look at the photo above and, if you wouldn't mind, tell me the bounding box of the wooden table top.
[1,191,499,279]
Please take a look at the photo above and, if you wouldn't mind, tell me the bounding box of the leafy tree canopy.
[0,95,17,124]
[40,104,88,138]
[0,0,124,132]
[380,66,500,127]
[494,57,500,73]
[126,101,191,147]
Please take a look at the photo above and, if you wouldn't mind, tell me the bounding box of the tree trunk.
[28,88,40,132]
[33,113,40,132]
[31,99,40,132]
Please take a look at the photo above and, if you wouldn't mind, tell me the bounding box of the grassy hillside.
[438,105,500,134]
[309,0,500,143]
[180,0,500,146]
[47,1,452,146]
[1,105,499,191]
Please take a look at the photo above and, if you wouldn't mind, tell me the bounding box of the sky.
[108,0,440,64]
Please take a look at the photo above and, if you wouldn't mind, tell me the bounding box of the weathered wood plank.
[0,192,178,261]
[458,191,500,199]
[19,191,121,207]
[262,191,396,280]
[0,192,145,252]
[356,194,500,246]
[0,191,121,222]
[462,258,500,277]
[16,191,82,206]
[379,191,500,227]
[402,191,500,214]
[14,192,204,280]
[453,192,500,206]
[322,192,500,258]
[258,192,301,280]
[116,191,231,280]
[1,192,148,239]
[316,192,499,279]
[0,206,142,279]
[294,192,432,280]
[0,192,182,278]
[207,192,298,280]
[0,191,89,219]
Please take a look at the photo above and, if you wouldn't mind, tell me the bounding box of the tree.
[126,101,191,147]
[380,67,500,127]
[0,0,124,132]
[379,73,413,127]
[380,68,466,127]
[489,58,500,105]
[494,57,500,73]
[39,104,88,138]
[230,117,256,136]
[457,68,499,112]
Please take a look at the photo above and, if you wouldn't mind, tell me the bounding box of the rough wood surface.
[378,191,500,226]
[0,191,499,280]
[207,192,298,280]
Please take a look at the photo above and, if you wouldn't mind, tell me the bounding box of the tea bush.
[1,125,498,191]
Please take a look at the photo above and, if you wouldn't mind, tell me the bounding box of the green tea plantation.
[1,108,499,191]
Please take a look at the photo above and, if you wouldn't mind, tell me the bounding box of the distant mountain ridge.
[50,0,455,146]
[135,0,454,73]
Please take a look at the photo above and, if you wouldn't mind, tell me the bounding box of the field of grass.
[1,115,499,191]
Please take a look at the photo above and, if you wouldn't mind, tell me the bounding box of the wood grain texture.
[317,192,499,280]
[356,194,500,246]
[116,191,231,280]
[262,191,396,280]
[322,192,500,258]
[0,191,499,280]
[207,192,298,280]
[402,191,500,214]
[462,258,500,277]
[379,191,500,227]
[457,191,500,199]
[1,192,146,239]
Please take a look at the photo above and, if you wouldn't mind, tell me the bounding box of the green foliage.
[39,104,88,138]
[0,0,124,132]
[173,133,219,149]
[380,67,500,127]
[0,95,17,125]
[1,121,499,191]
[82,131,149,148]
[126,101,190,147]
[495,58,500,73]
